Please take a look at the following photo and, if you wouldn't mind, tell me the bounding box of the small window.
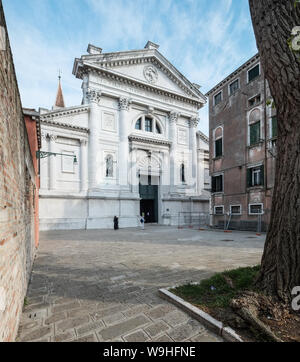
[212,174,223,193]
[180,164,186,184]
[247,165,264,187]
[135,118,142,130]
[145,117,152,132]
[214,206,224,215]
[248,94,261,107]
[250,121,261,145]
[249,204,263,215]
[230,205,241,215]
[105,154,114,178]
[215,138,223,158]
[248,64,260,82]
[214,92,222,106]
[229,79,239,95]
[155,123,161,134]
[214,126,223,158]
[271,116,277,138]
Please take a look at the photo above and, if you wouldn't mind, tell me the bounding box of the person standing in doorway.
[146,211,150,223]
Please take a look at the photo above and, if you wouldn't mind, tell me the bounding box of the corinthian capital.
[86,88,101,104]
[169,111,179,125]
[190,117,199,128]
[119,97,131,111]
[49,134,57,142]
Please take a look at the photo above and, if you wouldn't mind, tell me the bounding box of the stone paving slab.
[17,226,264,342]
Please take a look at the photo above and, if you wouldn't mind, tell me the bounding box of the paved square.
[17,226,264,342]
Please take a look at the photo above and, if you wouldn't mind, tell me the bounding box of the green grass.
[171,265,260,309]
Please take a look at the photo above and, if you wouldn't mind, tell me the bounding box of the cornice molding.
[75,61,205,109]
[76,53,205,100]
[129,134,171,147]
[40,106,89,120]
[206,53,260,96]
[197,131,209,143]
[41,119,89,133]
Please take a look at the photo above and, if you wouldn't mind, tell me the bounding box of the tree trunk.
[249,0,300,302]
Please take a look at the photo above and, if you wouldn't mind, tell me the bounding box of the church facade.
[39,41,210,230]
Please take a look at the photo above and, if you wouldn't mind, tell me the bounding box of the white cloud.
[3,0,257,135]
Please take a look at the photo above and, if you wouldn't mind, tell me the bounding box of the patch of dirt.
[196,294,300,342]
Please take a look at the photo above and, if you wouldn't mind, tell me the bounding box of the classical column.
[49,134,57,190]
[130,147,138,194]
[162,151,170,195]
[119,97,131,188]
[86,88,101,190]
[169,111,179,191]
[82,73,89,105]
[190,117,199,192]
[80,139,88,192]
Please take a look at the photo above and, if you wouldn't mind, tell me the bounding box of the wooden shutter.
[215,138,223,157]
[260,165,264,186]
[212,176,216,192]
[247,168,252,187]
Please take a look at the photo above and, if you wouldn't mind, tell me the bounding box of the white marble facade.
[39,41,210,230]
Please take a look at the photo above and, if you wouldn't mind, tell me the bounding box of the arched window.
[135,118,142,130]
[213,126,223,158]
[145,117,152,132]
[180,164,185,184]
[105,154,114,178]
[155,123,161,134]
[134,115,163,135]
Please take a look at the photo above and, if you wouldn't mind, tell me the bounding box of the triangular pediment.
[74,48,206,103]
[100,61,191,97]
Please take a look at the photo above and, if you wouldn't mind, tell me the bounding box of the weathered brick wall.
[0,1,37,342]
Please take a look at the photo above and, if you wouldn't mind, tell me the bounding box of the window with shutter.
[214,206,224,215]
[248,64,260,82]
[215,138,223,157]
[247,165,264,187]
[214,92,222,106]
[247,168,252,187]
[212,176,216,193]
[272,116,277,138]
[260,165,264,186]
[212,175,223,193]
[249,204,263,215]
[230,205,241,215]
[229,79,239,95]
[250,121,260,145]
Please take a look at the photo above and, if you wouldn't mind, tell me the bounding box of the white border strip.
[159,288,243,342]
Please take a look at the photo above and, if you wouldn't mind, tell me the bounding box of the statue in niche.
[106,155,114,178]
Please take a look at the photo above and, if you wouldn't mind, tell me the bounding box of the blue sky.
[3,0,257,135]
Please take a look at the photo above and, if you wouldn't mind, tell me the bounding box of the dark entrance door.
[140,199,155,223]
[139,175,158,223]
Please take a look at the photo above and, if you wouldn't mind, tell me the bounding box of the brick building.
[206,54,277,232]
[0,1,40,341]
[23,108,41,248]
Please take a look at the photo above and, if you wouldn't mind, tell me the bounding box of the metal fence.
[214,211,269,233]
[178,212,210,230]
